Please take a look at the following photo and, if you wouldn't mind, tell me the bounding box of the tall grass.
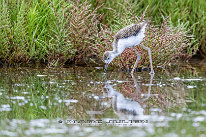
[0,0,73,65]
[0,0,201,67]
[0,0,108,66]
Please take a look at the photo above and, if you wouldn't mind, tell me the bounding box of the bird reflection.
[103,73,154,118]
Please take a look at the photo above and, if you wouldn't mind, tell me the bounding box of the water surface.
[0,64,206,137]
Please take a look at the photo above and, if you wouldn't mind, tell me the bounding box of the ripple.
[10,96,25,100]
[173,77,204,81]
[37,75,47,77]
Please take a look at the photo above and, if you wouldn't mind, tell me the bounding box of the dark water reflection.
[0,64,206,136]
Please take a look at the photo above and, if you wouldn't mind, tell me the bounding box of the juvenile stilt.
[103,20,155,74]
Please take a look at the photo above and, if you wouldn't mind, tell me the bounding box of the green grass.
[0,0,73,65]
[0,0,204,67]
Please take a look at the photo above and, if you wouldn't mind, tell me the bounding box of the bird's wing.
[114,24,142,41]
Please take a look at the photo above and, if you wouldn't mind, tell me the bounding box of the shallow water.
[0,64,206,137]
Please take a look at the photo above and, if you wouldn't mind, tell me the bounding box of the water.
[0,64,206,137]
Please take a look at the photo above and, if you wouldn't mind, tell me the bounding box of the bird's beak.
[104,63,109,72]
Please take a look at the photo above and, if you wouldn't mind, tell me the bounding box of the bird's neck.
[111,50,120,57]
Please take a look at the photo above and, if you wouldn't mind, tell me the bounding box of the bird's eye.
[107,57,110,60]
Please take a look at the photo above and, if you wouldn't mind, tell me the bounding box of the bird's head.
[103,51,115,72]
[103,51,114,64]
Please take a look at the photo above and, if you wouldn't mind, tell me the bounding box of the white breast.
[117,31,145,53]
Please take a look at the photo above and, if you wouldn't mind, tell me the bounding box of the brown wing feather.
[112,24,141,52]
[114,23,142,41]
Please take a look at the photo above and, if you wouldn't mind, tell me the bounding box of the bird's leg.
[143,73,154,101]
[131,48,141,74]
[131,72,140,95]
[140,45,154,74]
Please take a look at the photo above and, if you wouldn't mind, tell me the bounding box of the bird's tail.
[142,19,149,28]
[140,19,149,32]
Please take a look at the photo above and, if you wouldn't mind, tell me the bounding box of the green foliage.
[0,0,73,65]
[0,1,11,60]
[0,0,107,66]
[0,0,203,67]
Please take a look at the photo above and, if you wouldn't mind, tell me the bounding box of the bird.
[103,20,154,74]
[103,75,144,118]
